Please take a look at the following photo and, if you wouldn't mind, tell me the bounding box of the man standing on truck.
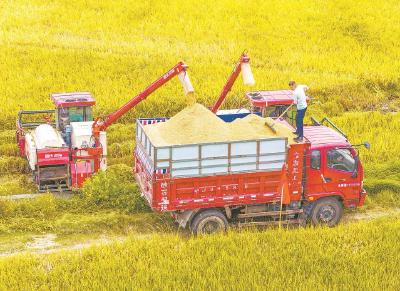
[289,81,309,143]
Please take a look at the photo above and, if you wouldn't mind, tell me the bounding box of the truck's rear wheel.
[311,198,343,227]
[191,209,228,236]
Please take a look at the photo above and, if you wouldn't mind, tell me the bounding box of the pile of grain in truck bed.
[144,103,232,145]
[143,103,296,146]
[230,114,295,144]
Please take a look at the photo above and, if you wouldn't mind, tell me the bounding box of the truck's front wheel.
[191,209,228,236]
[311,198,343,227]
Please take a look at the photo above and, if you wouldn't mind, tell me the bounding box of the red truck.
[134,90,369,235]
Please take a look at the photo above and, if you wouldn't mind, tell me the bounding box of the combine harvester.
[135,53,370,235]
[16,62,194,191]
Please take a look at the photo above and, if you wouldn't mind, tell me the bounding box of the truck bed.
[134,118,307,212]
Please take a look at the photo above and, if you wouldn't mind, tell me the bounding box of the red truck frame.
[134,116,368,235]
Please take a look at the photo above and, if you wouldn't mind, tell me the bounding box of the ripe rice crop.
[0,157,29,175]
[331,112,400,167]
[0,216,400,290]
[0,131,15,144]
[0,174,36,196]
[107,124,135,144]
[0,0,399,289]
[0,144,19,157]
[108,141,135,158]
[0,0,399,131]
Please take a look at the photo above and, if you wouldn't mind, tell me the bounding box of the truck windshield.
[327,149,355,172]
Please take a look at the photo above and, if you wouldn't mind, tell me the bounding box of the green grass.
[0,216,399,290]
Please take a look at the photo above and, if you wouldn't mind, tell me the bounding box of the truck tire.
[191,209,228,236]
[310,198,343,227]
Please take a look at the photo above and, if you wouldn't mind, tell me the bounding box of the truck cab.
[244,90,367,226]
[303,125,366,221]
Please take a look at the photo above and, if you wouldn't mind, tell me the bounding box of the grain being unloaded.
[144,103,296,146]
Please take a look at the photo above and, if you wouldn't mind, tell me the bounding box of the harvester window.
[69,107,84,122]
[327,149,355,172]
[310,150,321,169]
[58,106,93,130]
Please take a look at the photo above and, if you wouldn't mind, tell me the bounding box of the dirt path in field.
[0,192,74,200]
[343,207,400,222]
[0,208,399,258]
[0,234,133,258]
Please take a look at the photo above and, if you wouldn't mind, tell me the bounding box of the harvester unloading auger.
[210,52,255,113]
[16,61,194,191]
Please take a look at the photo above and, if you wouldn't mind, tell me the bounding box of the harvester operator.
[289,81,309,143]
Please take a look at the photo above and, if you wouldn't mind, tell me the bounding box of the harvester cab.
[52,92,95,130]
[245,90,310,126]
[51,92,96,147]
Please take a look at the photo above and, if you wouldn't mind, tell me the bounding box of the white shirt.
[293,85,308,110]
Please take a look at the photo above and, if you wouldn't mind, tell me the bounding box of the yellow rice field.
[0,0,399,289]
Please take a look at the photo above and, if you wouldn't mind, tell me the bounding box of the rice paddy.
[0,0,399,289]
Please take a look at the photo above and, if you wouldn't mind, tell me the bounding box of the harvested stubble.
[144,103,295,146]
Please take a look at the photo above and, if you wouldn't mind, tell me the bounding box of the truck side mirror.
[351,155,359,178]
[363,142,370,150]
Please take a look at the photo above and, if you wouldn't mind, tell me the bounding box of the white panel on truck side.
[231,156,257,172]
[172,145,199,160]
[172,160,199,170]
[171,168,199,177]
[201,158,229,167]
[260,139,286,154]
[171,145,200,177]
[259,161,284,171]
[231,141,257,156]
[157,148,170,160]
[201,144,228,158]
[137,125,142,142]
[231,156,257,165]
[201,166,228,175]
[157,161,170,168]
[199,144,229,175]
[259,153,286,163]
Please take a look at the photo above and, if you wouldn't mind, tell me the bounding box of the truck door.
[322,148,361,206]
[305,149,326,196]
